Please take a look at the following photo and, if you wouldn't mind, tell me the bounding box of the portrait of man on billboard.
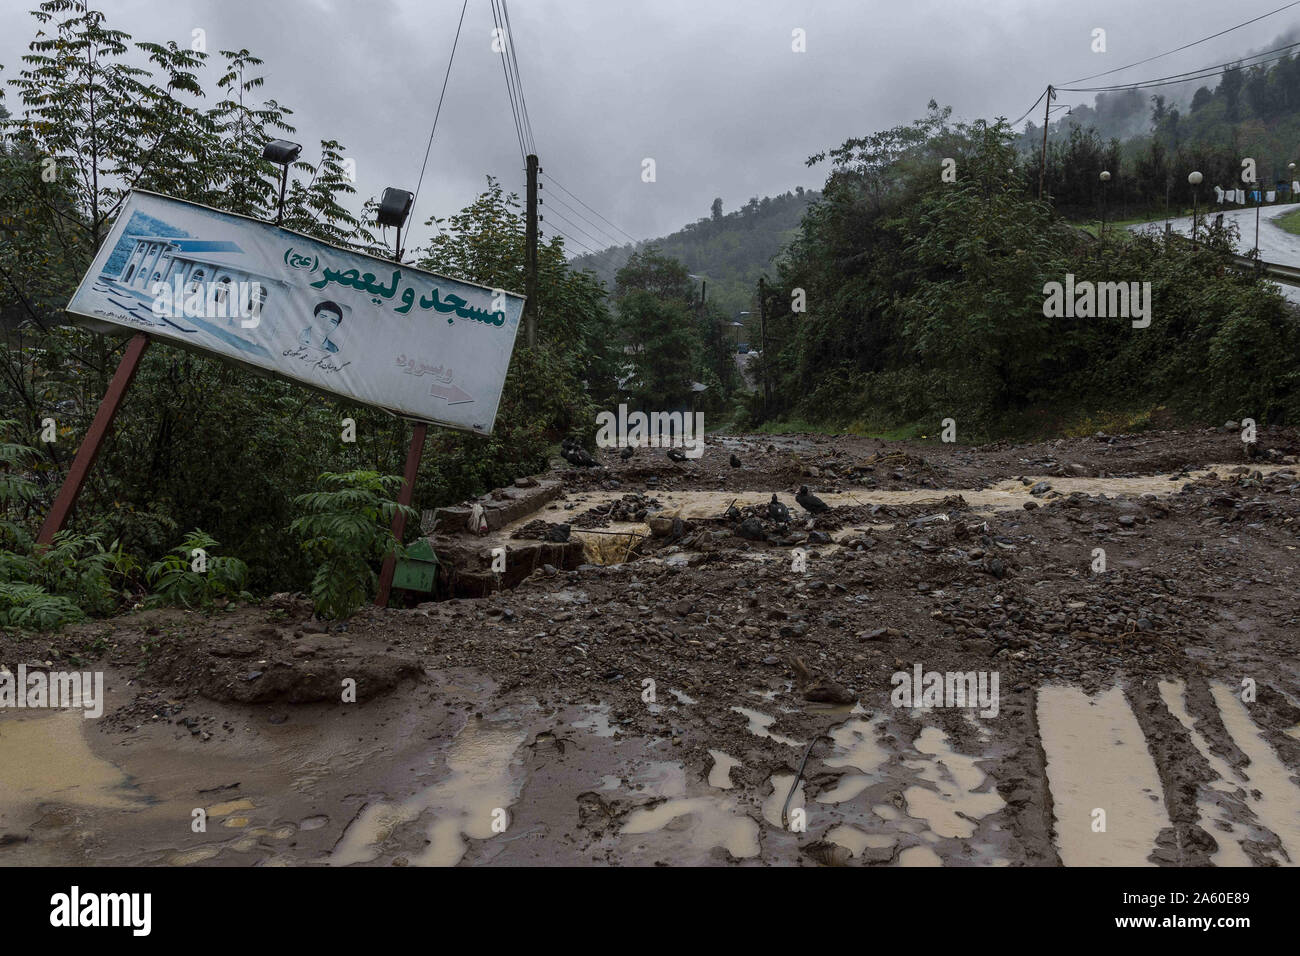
[299,299,346,353]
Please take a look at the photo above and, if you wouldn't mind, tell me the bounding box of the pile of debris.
[560,437,598,467]
[511,519,574,542]
[702,497,833,547]
[846,450,950,488]
[572,493,661,528]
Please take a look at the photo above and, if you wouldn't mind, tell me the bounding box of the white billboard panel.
[66,190,525,434]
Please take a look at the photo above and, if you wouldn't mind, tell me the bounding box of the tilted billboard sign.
[66,190,526,434]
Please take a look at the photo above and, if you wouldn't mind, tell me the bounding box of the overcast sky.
[1,0,1297,257]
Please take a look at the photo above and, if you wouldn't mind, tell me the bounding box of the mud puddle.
[621,787,761,861]
[5,662,1293,867]
[1208,683,1300,864]
[902,726,1004,840]
[0,667,469,866]
[1037,686,1171,865]
[330,715,530,866]
[0,710,146,814]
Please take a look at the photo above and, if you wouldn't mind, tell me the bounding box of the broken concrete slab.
[431,478,564,534]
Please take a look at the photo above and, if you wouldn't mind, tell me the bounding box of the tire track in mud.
[999,688,1061,866]
[1030,678,1300,868]
[1126,678,1219,866]
[1208,683,1300,864]
[1036,685,1172,866]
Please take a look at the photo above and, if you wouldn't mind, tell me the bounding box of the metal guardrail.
[1239,256,1300,288]
[1164,230,1300,288]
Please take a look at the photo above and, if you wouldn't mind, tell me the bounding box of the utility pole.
[1038,85,1053,201]
[757,276,769,415]
[525,154,539,348]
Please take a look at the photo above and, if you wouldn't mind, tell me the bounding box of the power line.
[1058,39,1300,93]
[545,224,601,257]
[1009,86,1049,128]
[478,5,640,274]
[568,246,627,284]
[546,204,618,251]
[1063,0,1300,85]
[410,0,469,232]
[1009,5,1300,131]
[544,222,623,273]
[501,0,536,156]
[543,174,640,244]
[490,0,528,164]
[544,190,627,249]
[549,225,615,262]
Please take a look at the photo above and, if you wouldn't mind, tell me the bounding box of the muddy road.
[3,426,1300,867]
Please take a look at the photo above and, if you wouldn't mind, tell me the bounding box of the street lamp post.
[687,274,707,310]
[1099,170,1110,237]
[1188,171,1203,249]
[262,139,302,226]
[374,184,421,609]
[1255,166,1263,256]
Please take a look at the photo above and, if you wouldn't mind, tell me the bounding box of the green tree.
[291,471,410,619]
[612,248,700,408]
[414,176,617,482]
[0,2,402,592]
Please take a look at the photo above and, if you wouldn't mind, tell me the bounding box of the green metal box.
[393,539,439,593]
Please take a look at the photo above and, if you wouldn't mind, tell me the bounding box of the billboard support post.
[37,332,151,546]
[375,420,428,607]
[373,190,426,608]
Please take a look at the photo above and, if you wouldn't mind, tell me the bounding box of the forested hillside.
[571,188,820,318]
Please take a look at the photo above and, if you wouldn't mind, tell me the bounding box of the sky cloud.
[1,0,1296,254]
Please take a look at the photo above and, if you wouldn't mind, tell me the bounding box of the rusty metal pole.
[374,420,428,606]
[37,332,151,545]
[373,216,432,608]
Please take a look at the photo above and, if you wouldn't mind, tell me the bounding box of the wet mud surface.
[3,427,1299,866]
